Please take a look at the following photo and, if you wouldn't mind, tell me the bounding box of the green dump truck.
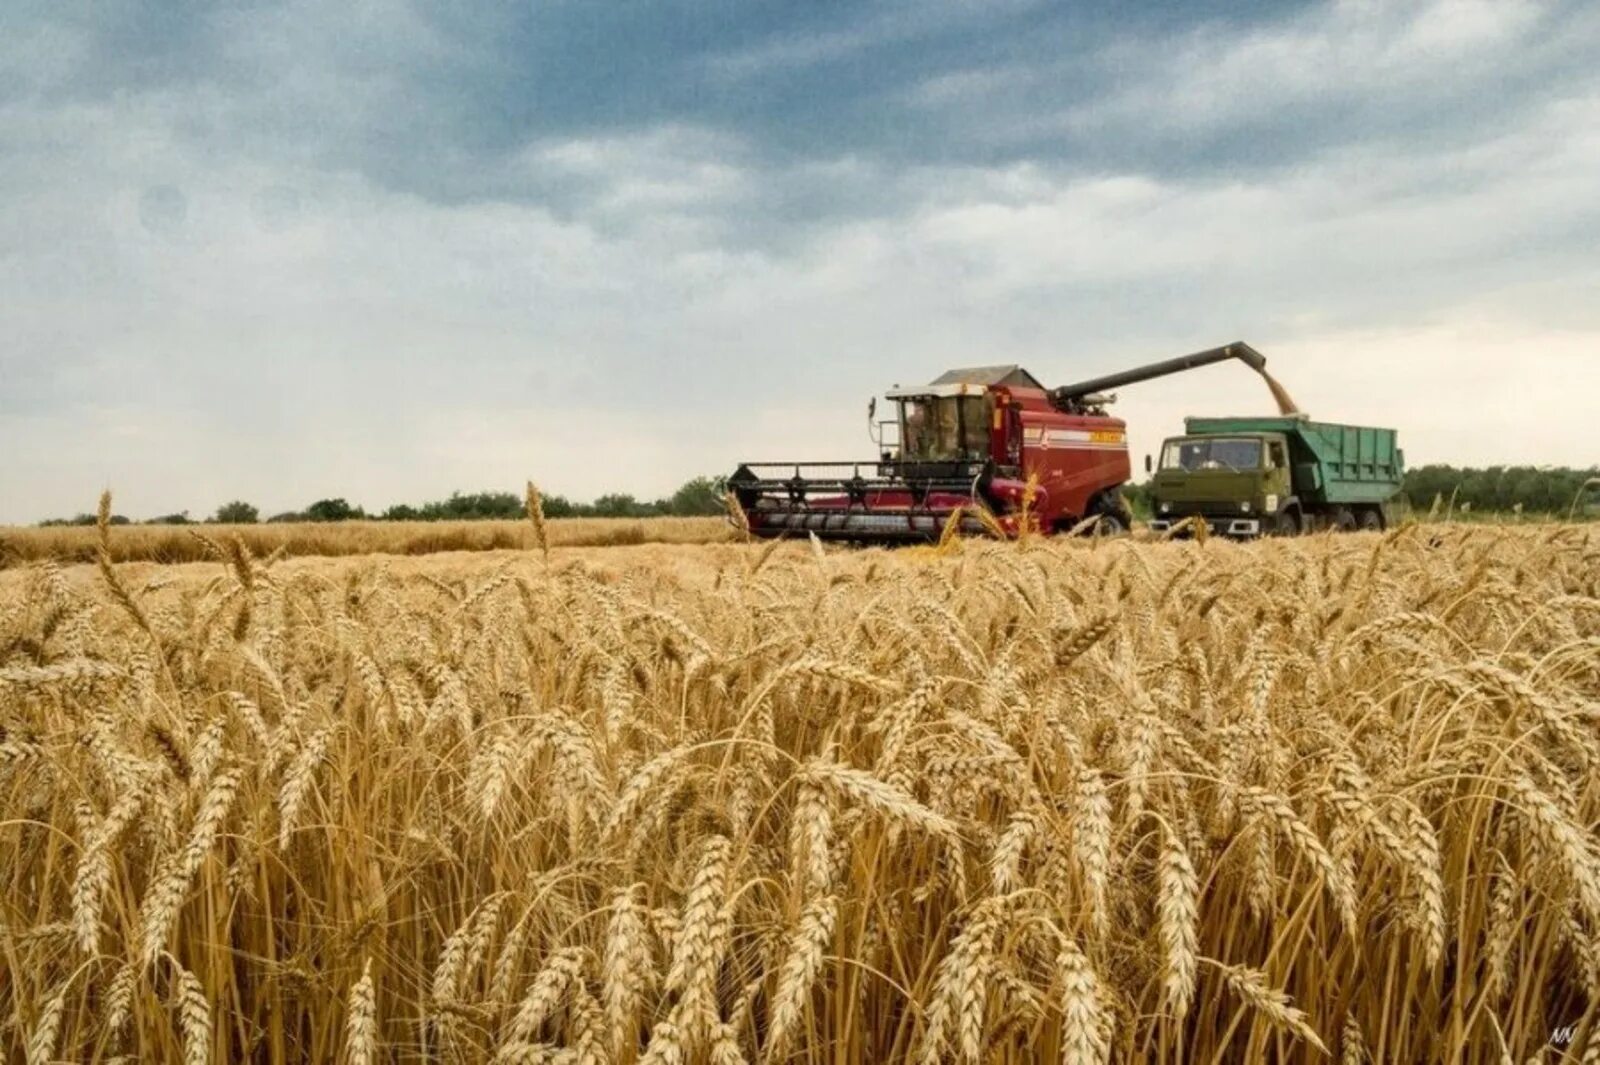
[1146,416,1404,537]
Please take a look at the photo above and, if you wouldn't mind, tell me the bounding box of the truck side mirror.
[1144,454,1153,474]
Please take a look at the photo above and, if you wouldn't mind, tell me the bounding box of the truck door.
[1266,439,1291,512]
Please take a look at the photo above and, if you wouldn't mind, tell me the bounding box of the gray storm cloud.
[1,0,1597,522]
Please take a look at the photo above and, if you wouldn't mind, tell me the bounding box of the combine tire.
[1093,512,1128,536]
[1082,491,1132,536]
[1358,508,1384,532]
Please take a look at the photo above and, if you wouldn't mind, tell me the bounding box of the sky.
[2,0,1598,522]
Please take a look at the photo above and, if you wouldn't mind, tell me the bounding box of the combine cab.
[729,343,1273,543]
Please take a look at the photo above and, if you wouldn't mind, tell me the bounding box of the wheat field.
[0,517,732,570]
[2,513,1598,1063]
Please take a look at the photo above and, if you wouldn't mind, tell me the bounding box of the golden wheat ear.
[723,489,751,541]
[525,479,549,560]
[935,505,966,554]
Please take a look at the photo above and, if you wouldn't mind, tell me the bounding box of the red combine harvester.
[728,342,1270,542]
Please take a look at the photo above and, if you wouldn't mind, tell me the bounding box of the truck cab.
[1147,432,1294,537]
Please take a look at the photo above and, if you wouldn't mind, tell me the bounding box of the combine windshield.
[900,396,988,461]
[1160,437,1262,472]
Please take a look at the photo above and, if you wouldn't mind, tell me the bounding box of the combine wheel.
[1092,511,1127,536]
[1358,507,1384,532]
[1331,507,1357,532]
[1078,490,1131,536]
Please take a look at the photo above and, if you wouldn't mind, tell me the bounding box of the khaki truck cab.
[1147,416,1404,538]
[1147,432,1296,537]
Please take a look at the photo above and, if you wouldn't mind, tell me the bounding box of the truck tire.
[1331,507,1357,532]
[1272,509,1301,536]
[1358,508,1384,532]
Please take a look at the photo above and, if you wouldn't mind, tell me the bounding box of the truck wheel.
[1332,507,1357,532]
[1358,508,1384,532]
[1272,509,1301,536]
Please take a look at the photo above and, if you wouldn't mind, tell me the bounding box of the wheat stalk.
[667,835,734,1045]
[764,894,838,1061]
[503,947,588,1049]
[137,766,244,970]
[27,981,70,1065]
[173,961,211,1065]
[604,884,654,1059]
[525,481,550,560]
[345,958,378,1065]
[1056,936,1109,1064]
[1213,960,1328,1055]
[1158,825,1199,1019]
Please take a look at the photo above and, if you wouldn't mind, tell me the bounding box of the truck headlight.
[1159,502,1170,514]
[1240,501,1251,513]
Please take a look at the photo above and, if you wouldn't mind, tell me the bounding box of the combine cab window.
[900,396,988,461]
[1160,437,1263,472]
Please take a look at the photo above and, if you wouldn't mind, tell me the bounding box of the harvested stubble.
[2,523,1599,1063]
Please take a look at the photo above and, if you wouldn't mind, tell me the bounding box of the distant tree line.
[36,476,731,526]
[36,467,1600,527]
[1401,465,1599,515]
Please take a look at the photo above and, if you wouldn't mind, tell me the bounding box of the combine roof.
[927,365,1044,389]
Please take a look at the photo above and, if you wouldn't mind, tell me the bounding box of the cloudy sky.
[3,0,1597,522]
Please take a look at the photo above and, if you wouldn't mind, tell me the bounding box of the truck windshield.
[900,396,988,461]
[1160,437,1262,472]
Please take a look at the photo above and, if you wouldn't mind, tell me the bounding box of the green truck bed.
[1185,416,1404,507]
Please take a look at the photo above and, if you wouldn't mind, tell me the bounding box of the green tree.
[1402,465,1600,515]
[424,491,523,520]
[592,493,645,518]
[666,476,727,516]
[213,500,260,524]
[305,498,363,522]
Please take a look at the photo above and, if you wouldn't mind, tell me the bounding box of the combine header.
[729,342,1274,543]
